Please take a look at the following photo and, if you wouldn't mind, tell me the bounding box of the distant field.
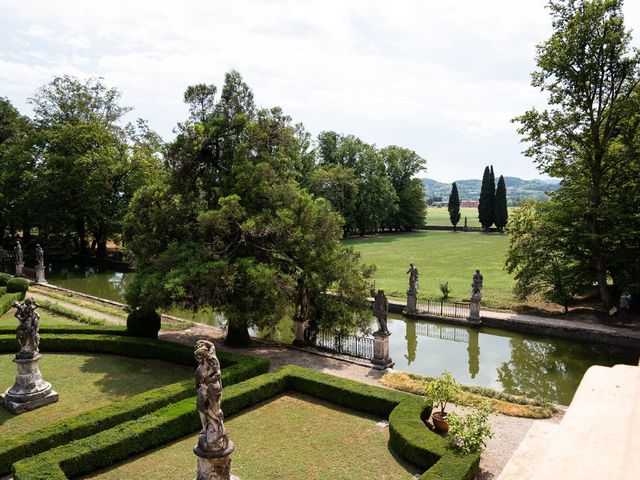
[344,230,515,309]
[425,207,518,228]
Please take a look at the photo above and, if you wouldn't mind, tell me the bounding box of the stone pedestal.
[35,265,47,284]
[372,332,394,370]
[405,290,417,315]
[468,298,481,322]
[194,442,239,480]
[292,318,309,347]
[15,262,24,277]
[1,354,58,414]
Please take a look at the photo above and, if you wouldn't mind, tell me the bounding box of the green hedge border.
[0,291,26,317]
[0,334,269,476]
[11,365,479,480]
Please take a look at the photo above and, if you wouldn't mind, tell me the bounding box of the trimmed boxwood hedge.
[0,334,269,476]
[6,277,29,294]
[11,365,480,480]
[0,273,12,286]
[0,291,25,316]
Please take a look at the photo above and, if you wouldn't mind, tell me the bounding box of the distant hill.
[421,176,560,205]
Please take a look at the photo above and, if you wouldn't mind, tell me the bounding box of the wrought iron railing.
[415,298,470,319]
[0,251,13,274]
[309,330,374,360]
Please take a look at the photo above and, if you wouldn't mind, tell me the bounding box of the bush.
[425,371,461,415]
[6,278,29,294]
[439,281,452,300]
[0,291,25,316]
[447,403,494,454]
[126,308,161,339]
[0,273,12,286]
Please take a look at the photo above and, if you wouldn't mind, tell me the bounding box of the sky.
[1,0,639,183]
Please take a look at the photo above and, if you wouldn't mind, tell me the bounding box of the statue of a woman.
[14,241,23,265]
[14,298,40,359]
[371,289,390,335]
[194,340,230,454]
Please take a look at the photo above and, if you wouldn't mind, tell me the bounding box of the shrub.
[0,291,26,316]
[6,278,29,294]
[425,371,461,414]
[0,273,12,286]
[439,281,452,300]
[447,403,494,454]
[126,308,161,339]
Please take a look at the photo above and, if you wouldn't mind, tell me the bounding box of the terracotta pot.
[432,411,449,433]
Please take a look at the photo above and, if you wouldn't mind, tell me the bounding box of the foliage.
[11,365,479,480]
[439,281,452,300]
[380,371,556,419]
[0,273,12,286]
[505,202,591,312]
[424,371,461,414]
[514,0,640,306]
[125,71,374,346]
[477,166,495,230]
[126,307,161,339]
[448,182,461,230]
[0,291,25,316]
[6,277,28,293]
[447,403,494,454]
[494,175,508,231]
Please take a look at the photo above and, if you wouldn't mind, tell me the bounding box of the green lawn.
[0,353,191,438]
[425,207,518,228]
[344,230,515,308]
[85,392,421,480]
[0,308,82,327]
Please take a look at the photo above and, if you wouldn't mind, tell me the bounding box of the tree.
[505,202,590,312]
[494,175,508,231]
[514,0,640,306]
[448,182,461,231]
[477,166,495,230]
[125,72,373,346]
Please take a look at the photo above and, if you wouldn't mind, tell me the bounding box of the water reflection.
[44,261,639,405]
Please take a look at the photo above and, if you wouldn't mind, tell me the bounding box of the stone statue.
[371,289,390,335]
[193,340,237,480]
[13,298,40,359]
[407,263,419,293]
[35,244,44,267]
[471,269,483,300]
[14,241,23,265]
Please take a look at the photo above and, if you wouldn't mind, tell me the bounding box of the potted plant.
[425,371,461,433]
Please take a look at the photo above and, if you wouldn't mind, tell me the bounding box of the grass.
[0,353,192,439]
[344,230,515,309]
[425,207,518,228]
[381,372,556,419]
[0,308,83,328]
[31,288,128,319]
[84,392,422,480]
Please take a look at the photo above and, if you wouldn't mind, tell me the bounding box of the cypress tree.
[448,182,461,231]
[478,166,494,230]
[494,174,508,232]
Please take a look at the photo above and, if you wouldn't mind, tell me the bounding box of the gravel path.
[161,324,565,480]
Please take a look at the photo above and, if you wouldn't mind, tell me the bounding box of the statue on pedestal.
[14,298,40,359]
[371,289,390,335]
[193,340,238,480]
[14,241,23,276]
[35,244,44,267]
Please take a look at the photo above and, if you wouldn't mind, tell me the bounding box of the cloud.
[1,0,639,181]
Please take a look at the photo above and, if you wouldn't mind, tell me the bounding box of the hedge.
[6,277,29,294]
[0,291,26,316]
[0,273,12,286]
[0,334,269,476]
[12,365,480,480]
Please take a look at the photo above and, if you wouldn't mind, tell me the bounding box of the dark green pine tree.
[478,165,495,230]
[494,174,508,232]
[448,182,461,231]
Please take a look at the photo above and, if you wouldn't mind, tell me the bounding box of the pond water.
[45,260,639,405]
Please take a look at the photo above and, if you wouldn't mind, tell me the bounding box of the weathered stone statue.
[2,299,58,414]
[14,241,23,276]
[371,289,390,335]
[471,269,483,300]
[35,244,46,283]
[193,340,238,480]
[407,263,419,293]
[14,299,40,359]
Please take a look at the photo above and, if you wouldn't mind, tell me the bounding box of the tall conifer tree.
[448,182,461,231]
[478,166,494,230]
[494,174,508,231]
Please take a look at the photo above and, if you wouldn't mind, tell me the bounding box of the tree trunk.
[22,222,31,243]
[224,320,251,347]
[97,240,108,257]
[589,174,611,307]
[76,219,88,254]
